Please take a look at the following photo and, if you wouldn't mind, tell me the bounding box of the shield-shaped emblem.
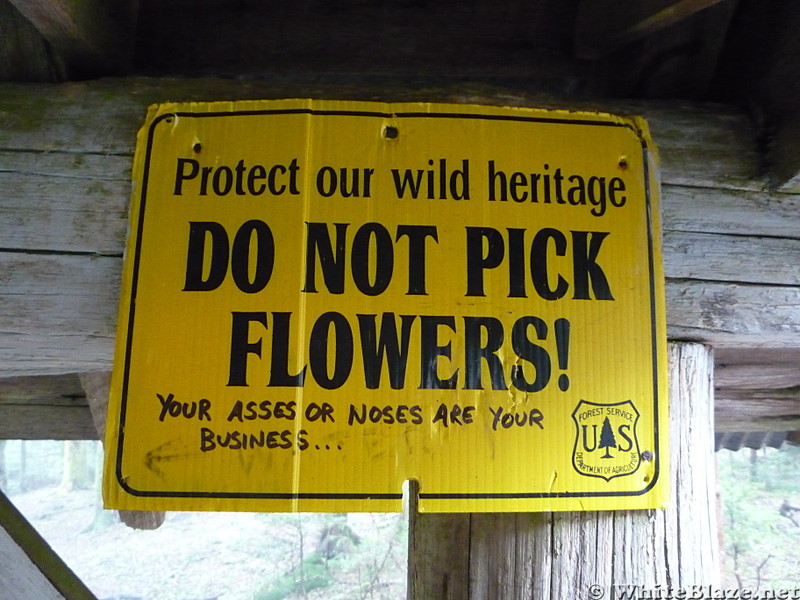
[572,400,641,481]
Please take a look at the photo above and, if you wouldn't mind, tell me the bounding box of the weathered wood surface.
[8,365,799,440]
[0,374,96,439]
[716,348,800,389]
[2,78,799,378]
[0,79,762,187]
[0,405,96,439]
[408,342,718,598]
[79,371,166,530]
[0,488,96,599]
[715,391,800,432]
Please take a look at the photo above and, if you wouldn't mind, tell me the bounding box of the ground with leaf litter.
[11,484,407,600]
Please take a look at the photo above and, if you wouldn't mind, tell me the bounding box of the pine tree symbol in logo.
[598,416,617,458]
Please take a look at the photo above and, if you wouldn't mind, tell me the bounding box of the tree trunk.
[58,440,91,493]
[408,341,718,598]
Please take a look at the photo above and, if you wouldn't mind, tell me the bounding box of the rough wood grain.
[79,371,166,531]
[408,342,718,598]
[0,527,67,600]
[0,373,96,439]
[0,79,763,189]
[715,390,800,432]
[0,151,131,254]
[663,230,800,285]
[7,244,800,377]
[407,504,470,599]
[715,348,800,389]
[0,373,84,403]
[0,79,795,377]
[664,281,800,347]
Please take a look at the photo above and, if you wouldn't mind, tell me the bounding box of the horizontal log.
[0,373,84,403]
[0,151,130,254]
[665,281,800,347]
[3,256,800,377]
[0,78,796,377]
[0,253,120,377]
[0,405,97,439]
[7,369,800,439]
[663,231,800,286]
[0,374,95,439]
[1,393,791,440]
[0,78,764,190]
[715,348,800,389]
[661,185,800,238]
[715,390,800,433]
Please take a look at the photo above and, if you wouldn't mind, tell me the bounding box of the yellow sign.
[105,99,667,512]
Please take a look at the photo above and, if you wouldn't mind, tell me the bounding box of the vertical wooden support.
[79,372,166,531]
[408,341,718,598]
[1,488,96,599]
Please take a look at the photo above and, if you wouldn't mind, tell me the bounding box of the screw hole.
[618,156,629,169]
[383,125,399,139]
[193,142,202,153]
[641,450,653,461]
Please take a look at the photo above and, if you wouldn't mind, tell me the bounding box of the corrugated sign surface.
[104,100,668,512]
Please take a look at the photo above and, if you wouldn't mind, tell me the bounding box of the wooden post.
[79,372,166,531]
[408,341,718,598]
[0,488,96,599]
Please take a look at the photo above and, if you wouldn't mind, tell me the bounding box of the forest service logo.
[572,400,641,481]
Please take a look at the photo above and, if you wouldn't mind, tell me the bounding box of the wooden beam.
[2,78,797,378]
[715,348,800,389]
[575,0,727,60]
[0,373,83,402]
[0,374,97,439]
[409,342,719,597]
[79,372,166,530]
[0,488,96,599]
[0,405,97,440]
[712,1,800,191]
[0,0,61,82]
[5,0,136,77]
[715,388,800,432]
[6,372,800,439]
[748,4,800,192]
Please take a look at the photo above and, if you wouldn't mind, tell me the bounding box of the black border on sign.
[115,106,662,503]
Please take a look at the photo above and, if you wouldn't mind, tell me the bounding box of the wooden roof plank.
[575,0,727,60]
[6,0,136,77]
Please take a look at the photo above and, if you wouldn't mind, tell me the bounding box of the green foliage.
[253,552,332,600]
[719,445,800,589]
[749,444,800,493]
[250,512,407,600]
